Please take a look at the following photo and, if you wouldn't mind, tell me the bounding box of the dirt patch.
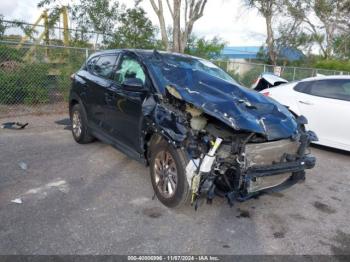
[0,102,67,119]
[331,196,342,202]
[328,186,339,193]
[142,207,163,218]
[319,230,350,256]
[304,184,314,191]
[313,201,336,214]
[273,231,285,239]
[331,230,350,255]
[236,209,250,218]
[269,192,285,198]
[290,213,307,221]
[268,213,288,240]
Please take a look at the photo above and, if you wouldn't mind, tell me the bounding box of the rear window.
[294,81,310,93]
[309,79,350,101]
[294,79,350,101]
[86,56,99,72]
[93,55,118,79]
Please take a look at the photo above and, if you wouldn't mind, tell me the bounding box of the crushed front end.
[184,116,316,208]
[143,85,317,209]
[142,52,317,208]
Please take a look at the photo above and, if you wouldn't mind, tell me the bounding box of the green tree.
[71,0,120,46]
[185,35,225,59]
[244,0,283,65]
[106,7,158,49]
[333,33,350,59]
[284,0,350,59]
[38,0,121,47]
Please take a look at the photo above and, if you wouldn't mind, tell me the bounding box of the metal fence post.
[238,63,241,82]
[293,67,296,81]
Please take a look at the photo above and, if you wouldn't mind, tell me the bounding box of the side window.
[343,82,350,95]
[93,55,118,79]
[86,56,99,72]
[308,80,350,101]
[114,55,146,86]
[294,81,311,93]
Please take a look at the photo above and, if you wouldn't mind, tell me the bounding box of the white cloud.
[0,0,39,21]
[0,0,268,46]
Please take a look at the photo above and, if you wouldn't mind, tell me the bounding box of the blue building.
[220,46,261,60]
[220,46,304,61]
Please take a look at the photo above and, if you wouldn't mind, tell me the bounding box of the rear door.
[82,54,118,130]
[295,79,350,149]
[77,55,99,125]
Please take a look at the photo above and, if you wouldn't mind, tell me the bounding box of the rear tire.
[149,137,191,208]
[70,103,94,144]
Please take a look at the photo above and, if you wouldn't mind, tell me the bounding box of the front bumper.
[246,155,315,178]
[244,155,316,194]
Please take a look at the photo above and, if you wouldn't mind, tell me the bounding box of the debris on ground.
[1,122,28,130]
[18,162,28,171]
[11,198,22,204]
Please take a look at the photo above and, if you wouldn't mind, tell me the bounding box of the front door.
[104,53,149,152]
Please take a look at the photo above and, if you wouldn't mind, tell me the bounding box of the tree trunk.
[149,0,207,53]
[158,15,169,50]
[149,0,169,50]
[180,20,194,53]
[172,0,181,52]
[266,14,277,65]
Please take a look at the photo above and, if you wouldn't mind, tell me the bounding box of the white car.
[260,75,350,151]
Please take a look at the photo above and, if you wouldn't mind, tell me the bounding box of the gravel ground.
[0,114,350,255]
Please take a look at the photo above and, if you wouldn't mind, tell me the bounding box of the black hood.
[147,61,298,141]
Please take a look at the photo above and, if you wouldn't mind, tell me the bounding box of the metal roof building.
[220,46,304,61]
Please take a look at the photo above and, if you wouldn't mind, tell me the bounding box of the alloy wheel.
[72,110,82,138]
[154,150,178,198]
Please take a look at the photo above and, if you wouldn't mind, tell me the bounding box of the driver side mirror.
[122,78,147,92]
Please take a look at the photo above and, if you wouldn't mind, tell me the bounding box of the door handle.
[299,100,313,105]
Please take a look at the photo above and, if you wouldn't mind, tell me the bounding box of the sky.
[0,0,267,47]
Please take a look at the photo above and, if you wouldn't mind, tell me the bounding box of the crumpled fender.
[141,95,188,144]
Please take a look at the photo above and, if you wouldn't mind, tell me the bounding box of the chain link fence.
[1,40,350,120]
[215,60,350,87]
[0,40,93,119]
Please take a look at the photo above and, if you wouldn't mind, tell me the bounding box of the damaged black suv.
[69,49,316,208]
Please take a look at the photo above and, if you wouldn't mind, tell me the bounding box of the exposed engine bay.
[144,84,317,208]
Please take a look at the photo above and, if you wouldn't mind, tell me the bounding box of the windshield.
[147,54,239,87]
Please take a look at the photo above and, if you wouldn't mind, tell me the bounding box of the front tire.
[149,138,191,208]
[70,103,94,144]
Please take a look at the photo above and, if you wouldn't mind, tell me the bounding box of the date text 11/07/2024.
[127,255,220,261]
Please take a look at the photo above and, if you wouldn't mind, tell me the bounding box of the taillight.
[262,92,270,96]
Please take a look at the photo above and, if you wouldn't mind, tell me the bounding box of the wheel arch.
[143,132,163,166]
[69,94,88,119]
